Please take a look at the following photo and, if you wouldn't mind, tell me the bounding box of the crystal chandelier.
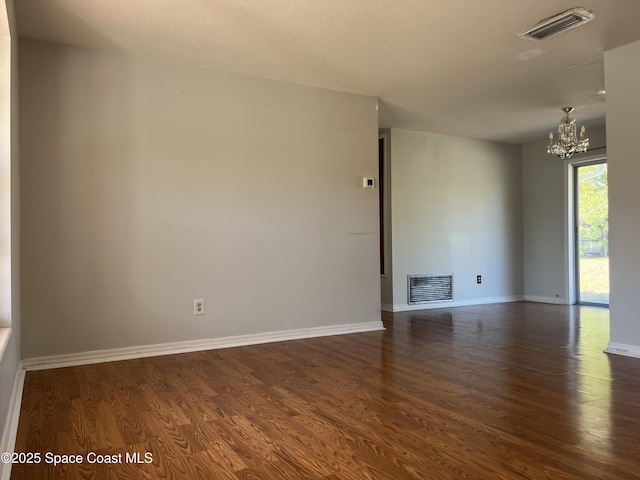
[547,107,589,159]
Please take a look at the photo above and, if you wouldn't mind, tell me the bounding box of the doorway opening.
[574,161,609,306]
[378,135,385,275]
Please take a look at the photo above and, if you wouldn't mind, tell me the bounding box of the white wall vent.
[408,274,453,304]
[520,8,594,41]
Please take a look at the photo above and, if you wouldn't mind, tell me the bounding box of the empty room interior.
[2,1,640,479]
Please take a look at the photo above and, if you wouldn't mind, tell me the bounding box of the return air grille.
[408,274,453,304]
[520,8,594,41]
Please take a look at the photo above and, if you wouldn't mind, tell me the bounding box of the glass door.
[575,162,609,305]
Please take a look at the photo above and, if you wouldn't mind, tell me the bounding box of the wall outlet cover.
[194,299,205,315]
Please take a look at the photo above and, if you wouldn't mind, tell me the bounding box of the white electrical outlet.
[194,299,205,316]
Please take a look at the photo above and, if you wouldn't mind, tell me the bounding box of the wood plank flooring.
[10,302,640,479]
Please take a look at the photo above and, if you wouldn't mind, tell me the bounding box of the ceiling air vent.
[520,8,594,41]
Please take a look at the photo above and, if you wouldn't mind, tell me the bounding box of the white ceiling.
[14,0,640,145]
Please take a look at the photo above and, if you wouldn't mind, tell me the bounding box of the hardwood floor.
[11,302,640,479]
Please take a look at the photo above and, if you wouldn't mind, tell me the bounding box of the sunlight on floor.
[575,306,612,454]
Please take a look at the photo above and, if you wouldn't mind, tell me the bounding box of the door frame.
[564,150,607,305]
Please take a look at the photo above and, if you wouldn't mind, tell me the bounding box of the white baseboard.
[0,363,25,480]
[22,321,386,371]
[524,295,567,305]
[604,342,640,359]
[389,295,524,312]
[381,303,394,312]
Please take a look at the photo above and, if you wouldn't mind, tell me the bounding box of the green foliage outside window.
[578,164,608,257]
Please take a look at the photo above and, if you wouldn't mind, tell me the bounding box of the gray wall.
[388,129,523,309]
[19,39,381,358]
[522,127,607,304]
[604,39,640,349]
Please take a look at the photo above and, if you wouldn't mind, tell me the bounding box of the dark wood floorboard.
[10,302,640,479]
